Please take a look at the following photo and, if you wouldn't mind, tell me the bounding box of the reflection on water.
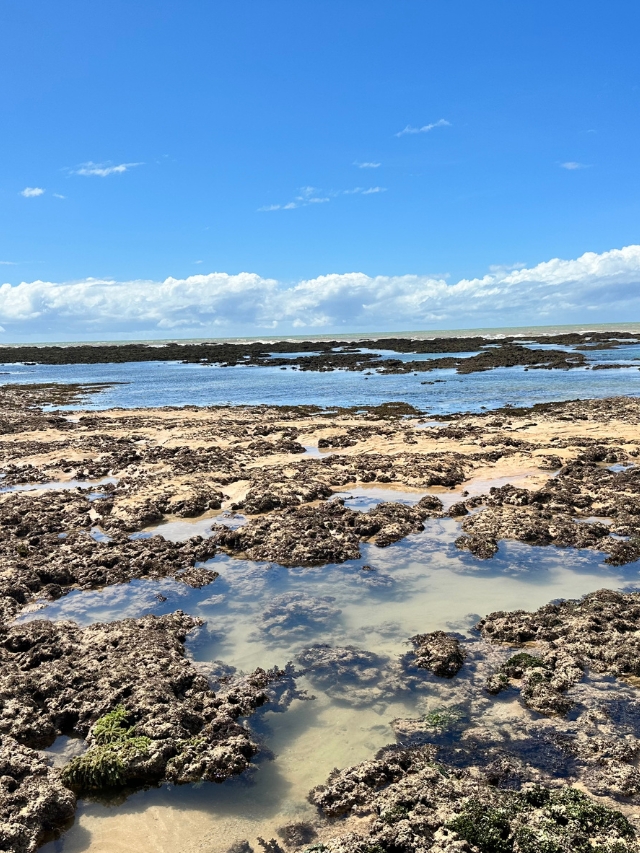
[4,345,640,415]
[141,510,247,542]
[37,519,640,853]
[0,476,117,494]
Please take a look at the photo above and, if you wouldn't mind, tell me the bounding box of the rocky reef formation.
[478,588,640,715]
[303,592,640,852]
[0,488,218,624]
[0,735,75,853]
[212,497,443,566]
[456,450,640,564]
[410,631,465,678]
[309,745,639,852]
[3,329,638,374]
[0,611,296,850]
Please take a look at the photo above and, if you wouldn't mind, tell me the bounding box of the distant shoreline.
[0,328,639,374]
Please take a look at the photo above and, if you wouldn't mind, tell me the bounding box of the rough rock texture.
[213,497,443,566]
[309,745,639,852]
[456,458,640,564]
[478,588,640,679]
[0,612,290,783]
[0,735,76,853]
[476,590,640,719]
[410,631,465,678]
[0,525,218,622]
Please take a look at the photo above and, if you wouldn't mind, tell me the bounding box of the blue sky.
[1,1,640,339]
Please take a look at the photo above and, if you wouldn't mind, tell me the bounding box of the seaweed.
[61,705,151,791]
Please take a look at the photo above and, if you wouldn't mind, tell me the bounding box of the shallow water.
[3,342,640,414]
[0,476,117,494]
[36,518,640,853]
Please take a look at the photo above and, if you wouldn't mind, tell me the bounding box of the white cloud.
[2,245,640,340]
[261,184,386,210]
[21,187,45,197]
[0,261,16,266]
[53,193,66,199]
[396,119,450,137]
[560,161,589,170]
[72,161,143,177]
[354,161,381,168]
[259,186,335,211]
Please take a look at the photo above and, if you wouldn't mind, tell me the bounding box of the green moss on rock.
[62,706,151,791]
[447,787,636,853]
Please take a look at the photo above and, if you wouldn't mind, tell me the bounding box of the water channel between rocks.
[35,496,640,853]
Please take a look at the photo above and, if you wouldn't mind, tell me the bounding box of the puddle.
[331,485,426,511]
[90,527,112,543]
[45,735,88,769]
[0,476,117,494]
[36,517,640,853]
[141,510,247,542]
[301,444,334,458]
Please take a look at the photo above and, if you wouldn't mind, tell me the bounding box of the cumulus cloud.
[20,187,45,197]
[396,119,450,137]
[72,161,143,177]
[354,161,381,168]
[1,245,640,341]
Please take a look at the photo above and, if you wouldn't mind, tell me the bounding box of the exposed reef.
[1,329,638,375]
[410,631,465,678]
[309,746,640,852]
[3,385,640,850]
[306,591,640,852]
[212,497,443,566]
[0,735,75,853]
[456,453,640,564]
[0,612,296,850]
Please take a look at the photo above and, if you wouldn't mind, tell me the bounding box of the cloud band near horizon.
[1,245,639,341]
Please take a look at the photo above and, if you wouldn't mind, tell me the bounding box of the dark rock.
[0,612,291,790]
[410,631,465,678]
[0,734,76,853]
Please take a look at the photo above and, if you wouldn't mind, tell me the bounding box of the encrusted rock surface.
[475,591,640,719]
[410,631,465,678]
[478,588,640,679]
[309,745,640,852]
[0,612,285,768]
[0,735,76,853]
[456,457,640,563]
[212,497,443,566]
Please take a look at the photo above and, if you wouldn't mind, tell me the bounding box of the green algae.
[500,652,548,677]
[446,787,637,853]
[422,706,465,731]
[62,705,151,791]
